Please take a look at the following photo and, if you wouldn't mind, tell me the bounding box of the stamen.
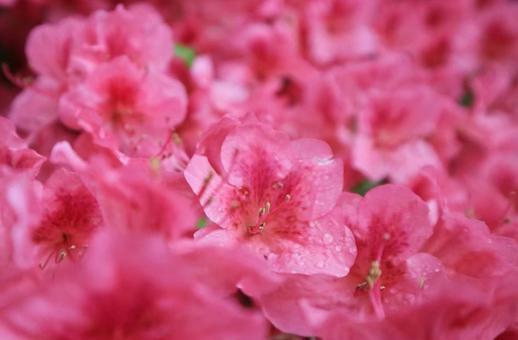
[55,249,67,263]
[198,171,215,205]
[204,172,214,184]
[247,222,266,235]
[39,249,57,270]
[149,157,161,172]
[356,281,368,291]
[258,201,271,217]
[240,187,250,196]
[366,260,382,288]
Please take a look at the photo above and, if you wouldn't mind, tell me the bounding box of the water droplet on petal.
[272,181,284,190]
[323,233,334,244]
[317,157,334,165]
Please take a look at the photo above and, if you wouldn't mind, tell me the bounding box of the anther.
[258,202,271,217]
[240,187,250,196]
[366,260,382,288]
[247,222,266,235]
[55,250,67,263]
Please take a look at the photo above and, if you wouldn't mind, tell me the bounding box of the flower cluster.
[1,0,518,339]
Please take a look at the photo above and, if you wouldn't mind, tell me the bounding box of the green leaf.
[351,179,386,196]
[458,87,475,108]
[195,216,208,229]
[174,43,196,67]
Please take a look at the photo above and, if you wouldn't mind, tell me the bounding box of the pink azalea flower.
[70,4,174,75]
[318,272,518,340]
[90,159,196,239]
[49,140,197,238]
[59,56,187,157]
[25,4,172,82]
[299,0,380,66]
[0,230,270,339]
[423,212,518,278]
[258,185,441,335]
[30,168,102,270]
[3,0,518,337]
[352,87,443,182]
[185,116,355,277]
[9,3,176,137]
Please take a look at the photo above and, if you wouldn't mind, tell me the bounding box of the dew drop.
[323,233,334,244]
[317,157,334,165]
[272,181,284,190]
[317,261,324,268]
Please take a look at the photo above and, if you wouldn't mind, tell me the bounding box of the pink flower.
[424,212,518,278]
[318,272,518,340]
[49,140,196,239]
[3,0,518,337]
[258,185,441,335]
[89,159,196,239]
[0,230,270,339]
[352,87,443,182]
[70,4,174,76]
[59,56,187,157]
[25,4,172,82]
[9,4,176,137]
[185,116,355,277]
[30,168,102,270]
[300,0,379,66]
